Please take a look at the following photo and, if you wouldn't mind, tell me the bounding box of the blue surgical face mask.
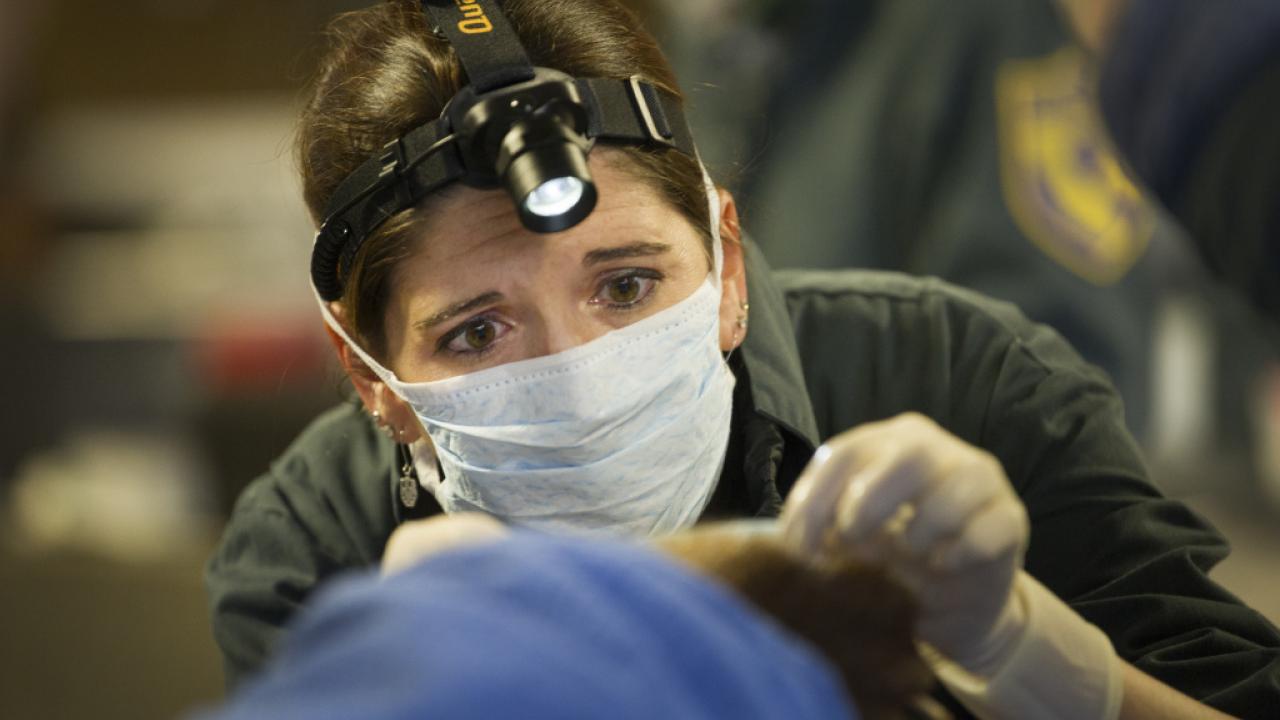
[317,172,735,536]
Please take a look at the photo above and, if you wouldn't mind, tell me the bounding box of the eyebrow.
[412,242,670,331]
[582,241,672,267]
[415,291,505,330]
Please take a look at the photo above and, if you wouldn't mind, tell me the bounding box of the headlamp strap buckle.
[379,138,414,206]
[627,76,675,145]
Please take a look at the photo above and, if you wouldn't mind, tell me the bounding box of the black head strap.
[421,0,534,91]
[311,121,463,301]
[578,77,694,153]
[312,76,696,301]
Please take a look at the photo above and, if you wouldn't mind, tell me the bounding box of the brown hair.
[297,0,711,358]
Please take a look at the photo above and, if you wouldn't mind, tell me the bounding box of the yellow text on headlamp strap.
[455,0,493,34]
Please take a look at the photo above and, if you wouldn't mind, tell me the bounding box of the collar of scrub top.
[310,0,698,302]
[733,237,822,451]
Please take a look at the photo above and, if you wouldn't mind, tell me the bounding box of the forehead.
[406,151,702,268]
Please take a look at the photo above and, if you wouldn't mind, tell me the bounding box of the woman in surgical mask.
[206,1,1280,717]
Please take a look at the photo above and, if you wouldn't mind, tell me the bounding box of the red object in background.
[191,318,334,395]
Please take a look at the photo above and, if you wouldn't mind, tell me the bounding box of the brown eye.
[591,271,659,310]
[463,320,497,350]
[442,315,511,357]
[608,276,642,303]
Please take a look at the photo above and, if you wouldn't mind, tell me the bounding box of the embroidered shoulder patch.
[996,47,1154,285]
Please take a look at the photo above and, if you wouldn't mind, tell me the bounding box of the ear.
[323,303,425,444]
[715,189,749,352]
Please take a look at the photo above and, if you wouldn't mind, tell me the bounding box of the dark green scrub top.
[207,246,1280,715]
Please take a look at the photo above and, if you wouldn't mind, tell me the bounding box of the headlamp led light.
[310,0,696,302]
[447,67,599,234]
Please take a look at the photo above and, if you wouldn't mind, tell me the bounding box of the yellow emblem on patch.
[997,47,1154,285]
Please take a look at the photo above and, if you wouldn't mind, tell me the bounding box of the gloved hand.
[780,413,1123,719]
[780,412,1029,674]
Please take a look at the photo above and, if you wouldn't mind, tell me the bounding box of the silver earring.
[734,301,750,343]
[371,410,397,440]
[726,300,751,361]
[730,323,745,353]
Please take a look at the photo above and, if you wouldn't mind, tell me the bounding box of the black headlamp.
[449,67,597,233]
[310,0,697,302]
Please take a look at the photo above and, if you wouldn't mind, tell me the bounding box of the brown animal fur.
[659,525,945,720]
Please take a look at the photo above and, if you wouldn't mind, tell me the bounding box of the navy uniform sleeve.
[1101,0,1280,319]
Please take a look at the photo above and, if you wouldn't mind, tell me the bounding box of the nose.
[537,311,601,357]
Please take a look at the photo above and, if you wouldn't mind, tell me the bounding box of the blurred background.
[1,1,1276,719]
